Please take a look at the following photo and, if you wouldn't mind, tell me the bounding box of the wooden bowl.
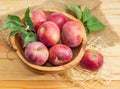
[10,9,87,74]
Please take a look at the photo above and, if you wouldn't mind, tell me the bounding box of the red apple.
[47,13,68,29]
[62,21,83,47]
[25,42,49,65]
[37,21,60,47]
[49,44,73,66]
[80,49,104,71]
[31,10,47,30]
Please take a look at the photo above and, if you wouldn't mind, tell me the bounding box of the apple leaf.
[24,32,37,47]
[7,14,22,23]
[24,7,34,30]
[66,3,106,34]
[66,3,82,20]
[87,16,106,31]
[2,7,37,47]
[82,7,91,23]
[2,15,22,30]
[9,30,21,36]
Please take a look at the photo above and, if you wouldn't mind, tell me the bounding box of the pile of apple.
[23,9,103,71]
[24,10,83,66]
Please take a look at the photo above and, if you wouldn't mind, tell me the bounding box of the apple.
[62,21,83,47]
[31,10,47,30]
[25,42,49,65]
[47,13,68,29]
[37,21,60,47]
[49,44,73,66]
[80,49,104,71]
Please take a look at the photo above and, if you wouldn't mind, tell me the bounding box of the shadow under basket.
[10,9,87,74]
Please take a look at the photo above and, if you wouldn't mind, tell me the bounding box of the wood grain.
[0,80,120,89]
[0,0,101,16]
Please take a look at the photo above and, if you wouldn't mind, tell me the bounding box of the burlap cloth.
[0,0,120,87]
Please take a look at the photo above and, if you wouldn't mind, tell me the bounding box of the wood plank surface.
[0,80,120,89]
[0,0,120,89]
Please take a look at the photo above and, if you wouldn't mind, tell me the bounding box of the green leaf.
[24,32,37,47]
[85,27,90,35]
[2,7,38,47]
[87,16,106,31]
[87,22,106,31]
[66,3,82,20]
[82,7,91,23]
[66,3,106,34]
[21,33,26,39]
[7,15,22,23]
[77,5,81,8]
[2,22,10,30]
[9,25,26,36]
[2,15,22,30]
[24,7,34,30]
[84,23,90,35]
[9,30,21,36]
[2,21,19,30]
[87,16,99,26]
[8,20,22,26]
[2,18,26,36]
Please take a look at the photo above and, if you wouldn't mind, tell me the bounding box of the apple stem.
[36,47,41,51]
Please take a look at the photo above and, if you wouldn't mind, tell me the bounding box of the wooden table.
[0,0,120,89]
